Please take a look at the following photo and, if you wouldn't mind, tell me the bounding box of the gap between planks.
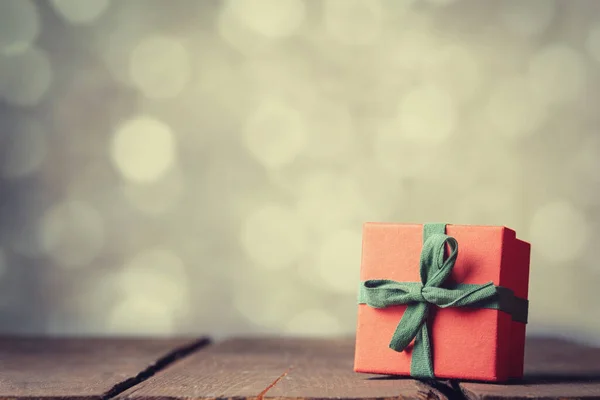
[102,337,211,400]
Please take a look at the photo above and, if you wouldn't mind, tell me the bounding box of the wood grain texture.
[460,337,600,399]
[0,336,208,400]
[262,338,447,400]
[117,337,447,400]
[3,336,596,400]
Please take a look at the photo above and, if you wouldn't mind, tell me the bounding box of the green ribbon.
[357,223,528,379]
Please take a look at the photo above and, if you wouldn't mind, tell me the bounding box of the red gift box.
[354,223,530,382]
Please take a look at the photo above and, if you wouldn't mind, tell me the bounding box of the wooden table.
[0,336,599,400]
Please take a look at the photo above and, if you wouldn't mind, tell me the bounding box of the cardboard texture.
[354,223,531,382]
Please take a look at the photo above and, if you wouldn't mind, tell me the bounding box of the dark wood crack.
[102,337,211,400]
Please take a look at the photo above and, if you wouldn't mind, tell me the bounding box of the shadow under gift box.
[354,223,531,382]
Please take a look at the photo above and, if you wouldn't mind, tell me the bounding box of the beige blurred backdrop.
[0,0,599,342]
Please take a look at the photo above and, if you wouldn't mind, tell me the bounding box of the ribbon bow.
[357,223,528,379]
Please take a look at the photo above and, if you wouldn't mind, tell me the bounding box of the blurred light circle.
[95,3,153,86]
[108,295,175,335]
[426,44,482,104]
[192,38,252,108]
[233,273,304,329]
[529,200,590,263]
[485,76,547,139]
[528,45,586,105]
[69,276,118,327]
[38,200,105,268]
[296,171,367,232]
[121,169,184,215]
[111,116,177,183]
[323,0,384,46]
[585,24,600,64]
[304,100,355,160]
[241,203,308,270]
[115,248,190,316]
[50,0,110,25]
[373,123,433,178]
[223,0,306,38]
[313,229,362,294]
[217,4,270,54]
[0,47,52,106]
[129,36,191,99]
[285,309,344,336]
[389,26,440,72]
[243,97,307,168]
[397,84,457,145]
[499,0,556,37]
[0,0,40,55]
[1,118,46,179]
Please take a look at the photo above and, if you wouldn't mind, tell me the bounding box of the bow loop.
[419,233,458,287]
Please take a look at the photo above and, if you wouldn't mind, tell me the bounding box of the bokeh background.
[0,0,599,343]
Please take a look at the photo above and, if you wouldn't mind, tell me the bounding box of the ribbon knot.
[417,286,426,303]
[357,223,529,379]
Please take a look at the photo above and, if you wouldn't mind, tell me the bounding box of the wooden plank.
[460,337,600,399]
[262,338,448,400]
[0,336,209,400]
[116,338,298,400]
[118,338,447,400]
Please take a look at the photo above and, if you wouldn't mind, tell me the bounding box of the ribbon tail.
[389,302,428,352]
[410,322,435,379]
